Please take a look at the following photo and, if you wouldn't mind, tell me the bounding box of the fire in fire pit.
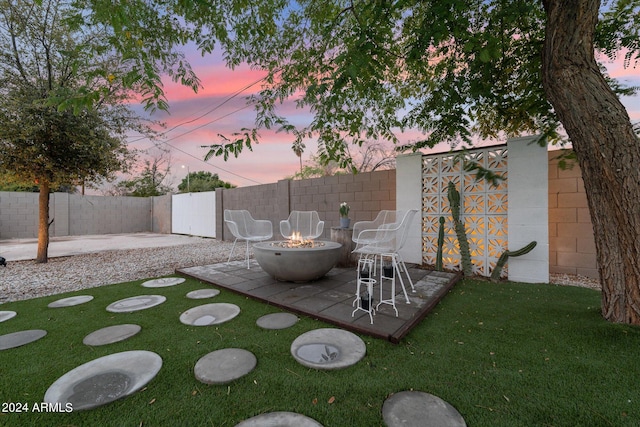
[271,231,326,249]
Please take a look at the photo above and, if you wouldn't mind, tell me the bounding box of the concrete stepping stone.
[48,295,94,308]
[194,348,257,385]
[186,289,220,299]
[0,329,47,351]
[44,350,163,411]
[141,277,185,288]
[290,328,366,370]
[180,303,240,326]
[83,324,142,346]
[0,311,17,323]
[256,313,298,330]
[106,295,166,313]
[382,391,466,427]
[235,411,323,426]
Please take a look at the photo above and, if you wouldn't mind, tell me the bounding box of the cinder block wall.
[67,195,150,235]
[216,170,396,241]
[0,191,39,238]
[548,149,597,278]
[0,192,156,239]
[151,195,172,234]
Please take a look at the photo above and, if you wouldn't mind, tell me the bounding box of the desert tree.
[0,0,156,262]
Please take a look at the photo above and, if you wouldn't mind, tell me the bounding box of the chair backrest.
[280,210,324,239]
[395,209,418,251]
[352,209,417,254]
[352,210,406,244]
[224,210,252,239]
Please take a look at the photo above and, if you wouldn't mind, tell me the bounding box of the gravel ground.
[0,240,601,303]
[0,240,238,303]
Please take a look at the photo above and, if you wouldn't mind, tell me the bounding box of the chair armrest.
[280,220,292,238]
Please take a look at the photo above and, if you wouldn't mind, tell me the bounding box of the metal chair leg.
[227,238,239,265]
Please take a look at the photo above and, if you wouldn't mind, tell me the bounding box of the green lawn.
[0,276,638,426]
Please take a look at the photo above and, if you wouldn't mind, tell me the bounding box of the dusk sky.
[128,48,640,190]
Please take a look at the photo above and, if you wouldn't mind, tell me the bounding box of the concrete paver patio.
[178,260,461,343]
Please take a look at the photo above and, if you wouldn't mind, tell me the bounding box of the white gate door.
[171,192,216,238]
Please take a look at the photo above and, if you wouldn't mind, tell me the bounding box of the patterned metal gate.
[422,146,509,277]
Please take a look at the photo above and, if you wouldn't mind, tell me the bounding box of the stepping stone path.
[44,350,163,411]
[106,295,166,313]
[180,303,240,326]
[186,289,220,299]
[48,295,94,308]
[0,329,47,351]
[382,391,467,427]
[290,328,366,370]
[256,312,298,330]
[0,311,17,323]
[235,411,323,426]
[141,277,185,288]
[83,324,142,346]
[194,348,257,384]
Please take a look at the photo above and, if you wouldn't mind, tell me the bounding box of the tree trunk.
[541,0,640,324]
[36,181,51,263]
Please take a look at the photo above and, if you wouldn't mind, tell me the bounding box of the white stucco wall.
[396,153,423,264]
[506,136,549,283]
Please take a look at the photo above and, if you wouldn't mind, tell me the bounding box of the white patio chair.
[280,210,325,240]
[352,209,418,304]
[224,209,273,269]
[352,210,406,247]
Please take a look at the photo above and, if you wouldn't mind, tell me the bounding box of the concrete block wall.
[0,191,161,239]
[0,191,40,238]
[216,182,280,242]
[67,195,150,235]
[216,170,396,241]
[548,150,597,278]
[152,195,172,234]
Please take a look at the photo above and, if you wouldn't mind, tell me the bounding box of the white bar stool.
[352,258,376,324]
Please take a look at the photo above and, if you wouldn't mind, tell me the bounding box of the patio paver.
[178,261,461,343]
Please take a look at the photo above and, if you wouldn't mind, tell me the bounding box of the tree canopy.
[74,1,638,165]
[0,0,151,261]
[178,171,235,193]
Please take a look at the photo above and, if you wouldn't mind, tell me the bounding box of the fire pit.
[253,236,342,282]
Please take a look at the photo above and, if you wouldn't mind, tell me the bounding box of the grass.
[0,276,639,426]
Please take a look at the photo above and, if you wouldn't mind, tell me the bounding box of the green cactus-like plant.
[490,241,538,282]
[447,181,472,277]
[435,216,445,271]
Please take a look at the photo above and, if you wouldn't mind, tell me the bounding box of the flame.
[286,231,315,248]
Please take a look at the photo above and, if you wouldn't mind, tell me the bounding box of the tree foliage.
[111,154,172,197]
[0,0,152,261]
[178,171,236,193]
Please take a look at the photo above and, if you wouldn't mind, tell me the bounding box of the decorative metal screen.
[422,146,508,277]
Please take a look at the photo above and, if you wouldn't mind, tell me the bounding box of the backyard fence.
[0,146,596,280]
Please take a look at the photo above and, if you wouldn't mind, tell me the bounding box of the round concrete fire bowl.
[253,241,342,283]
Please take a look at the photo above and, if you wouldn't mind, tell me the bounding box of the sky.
[126,48,640,190]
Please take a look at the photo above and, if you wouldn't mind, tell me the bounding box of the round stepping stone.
[382,391,467,427]
[44,350,163,411]
[48,295,94,308]
[0,329,47,351]
[0,311,17,323]
[290,328,366,370]
[186,289,220,299]
[141,277,185,288]
[179,303,240,326]
[83,324,142,346]
[106,295,166,313]
[256,313,298,330]
[194,348,257,385]
[235,411,323,427]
